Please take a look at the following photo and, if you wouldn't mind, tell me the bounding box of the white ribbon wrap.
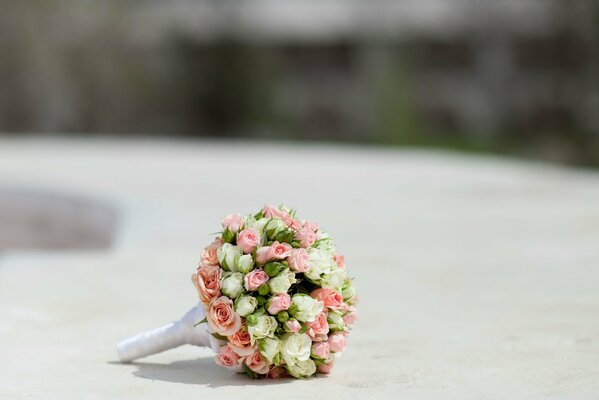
[116,303,221,363]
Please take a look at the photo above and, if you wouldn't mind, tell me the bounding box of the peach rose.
[317,362,334,374]
[311,341,330,359]
[215,345,241,371]
[332,254,345,269]
[306,311,329,341]
[310,288,343,310]
[287,248,310,273]
[263,205,283,218]
[191,264,221,304]
[267,293,291,314]
[201,237,223,266]
[343,307,358,326]
[244,269,269,291]
[328,332,347,353]
[228,324,254,357]
[207,296,242,336]
[245,350,270,375]
[295,228,316,248]
[222,213,244,233]
[237,228,260,254]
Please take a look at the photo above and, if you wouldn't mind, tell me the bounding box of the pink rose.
[215,345,241,371]
[333,254,345,269]
[285,319,301,333]
[317,362,334,374]
[201,238,223,266]
[222,213,244,233]
[303,220,320,232]
[245,350,270,375]
[328,332,347,353]
[266,366,288,379]
[255,241,292,264]
[237,228,260,253]
[228,324,254,357]
[263,205,283,218]
[191,264,221,304]
[207,296,242,336]
[310,288,343,310]
[244,269,269,291]
[343,307,358,326]
[311,341,330,359]
[267,293,291,314]
[295,228,316,248]
[306,311,329,341]
[287,248,310,273]
[281,212,302,230]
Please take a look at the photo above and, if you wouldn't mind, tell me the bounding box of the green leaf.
[210,332,228,341]
[193,317,207,327]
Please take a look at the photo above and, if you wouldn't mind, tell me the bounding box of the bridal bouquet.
[192,205,358,378]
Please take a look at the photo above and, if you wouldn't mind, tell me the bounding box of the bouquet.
[116,205,357,379]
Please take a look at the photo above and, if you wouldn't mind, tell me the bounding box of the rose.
[244,269,269,291]
[281,212,301,230]
[257,336,281,364]
[306,311,329,341]
[237,228,260,254]
[201,238,222,266]
[268,269,295,294]
[305,248,335,282]
[221,272,244,299]
[207,296,242,336]
[303,220,320,232]
[222,213,244,233]
[245,350,270,375]
[285,319,301,333]
[295,227,316,248]
[341,278,356,301]
[263,204,283,218]
[247,217,270,234]
[266,293,291,315]
[280,333,311,367]
[328,332,347,353]
[247,315,278,341]
[311,341,330,360]
[215,345,241,371]
[236,254,255,274]
[235,295,258,317]
[228,325,254,357]
[217,243,242,271]
[327,310,346,332]
[333,254,345,268]
[286,358,316,378]
[287,248,310,273]
[320,268,347,291]
[317,362,334,374]
[265,218,288,240]
[267,366,287,379]
[342,306,358,326]
[289,293,323,322]
[191,264,221,304]
[255,241,292,265]
[310,288,343,310]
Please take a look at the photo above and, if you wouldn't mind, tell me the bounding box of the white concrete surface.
[1,137,598,399]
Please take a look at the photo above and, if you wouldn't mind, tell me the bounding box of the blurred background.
[0,0,598,166]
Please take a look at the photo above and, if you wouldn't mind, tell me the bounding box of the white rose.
[280,333,311,367]
[268,269,296,294]
[341,278,356,301]
[248,217,271,235]
[257,336,281,364]
[265,218,287,239]
[289,294,323,322]
[286,358,316,378]
[217,243,242,271]
[237,254,255,274]
[320,267,347,291]
[235,295,258,317]
[248,315,278,341]
[327,310,346,332]
[221,272,244,299]
[304,248,335,282]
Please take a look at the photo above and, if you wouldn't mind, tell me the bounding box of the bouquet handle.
[116,303,212,363]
